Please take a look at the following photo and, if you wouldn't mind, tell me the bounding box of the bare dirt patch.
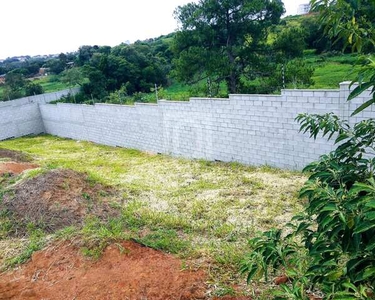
[0,162,38,176]
[1,169,119,236]
[0,240,207,300]
[0,149,32,163]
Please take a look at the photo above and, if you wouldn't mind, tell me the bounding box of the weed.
[54,226,78,241]
[22,168,46,180]
[138,229,190,254]
[80,216,129,259]
[4,228,46,269]
[214,285,236,297]
[0,210,13,239]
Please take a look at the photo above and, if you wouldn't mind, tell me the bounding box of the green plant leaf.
[246,264,258,284]
[365,200,375,209]
[348,82,374,101]
[351,99,375,116]
[353,222,375,234]
[364,211,375,221]
[321,203,337,212]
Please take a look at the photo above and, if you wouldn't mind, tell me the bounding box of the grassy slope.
[33,76,71,93]
[0,135,305,297]
[307,53,360,89]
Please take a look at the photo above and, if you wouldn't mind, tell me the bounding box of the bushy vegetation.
[241,1,375,298]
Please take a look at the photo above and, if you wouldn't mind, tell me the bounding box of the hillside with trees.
[0,0,372,103]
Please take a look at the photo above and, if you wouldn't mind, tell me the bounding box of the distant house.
[297,3,311,15]
[0,74,5,85]
[39,68,50,76]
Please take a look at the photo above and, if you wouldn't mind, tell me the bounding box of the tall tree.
[173,0,284,94]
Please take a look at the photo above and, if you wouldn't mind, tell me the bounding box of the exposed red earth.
[0,241,210,300]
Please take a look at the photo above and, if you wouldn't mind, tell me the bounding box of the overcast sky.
[1,0,309,59]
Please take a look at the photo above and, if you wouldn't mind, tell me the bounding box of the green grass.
[33,76,71,93]
[0,135,305,296]
[307,53,360,89]
[3,228,46,269]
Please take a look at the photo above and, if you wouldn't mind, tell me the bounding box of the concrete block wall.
[0,88,79,141]
[37,82,375,170]
[41,102,163,153]
[0,100,44,140]
[1,83,374,169]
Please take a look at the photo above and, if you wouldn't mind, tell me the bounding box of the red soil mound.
[0,162,38,175]
[0,241,207,300]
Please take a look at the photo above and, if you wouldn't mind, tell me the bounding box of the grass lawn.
[33,76,71,93]
[308,54,360,89]
[0,135,306,297]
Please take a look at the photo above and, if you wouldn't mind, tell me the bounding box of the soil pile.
[1,169,119,236]
[0,149,32,163]
[0,240,207,300]
[0,162,38,176]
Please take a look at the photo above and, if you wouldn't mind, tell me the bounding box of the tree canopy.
[173,0,285,94]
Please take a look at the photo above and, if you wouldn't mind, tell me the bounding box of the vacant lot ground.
[0,135,306,298]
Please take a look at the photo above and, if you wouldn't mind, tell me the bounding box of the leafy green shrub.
[25,82,44,96]
[241,113,375,298]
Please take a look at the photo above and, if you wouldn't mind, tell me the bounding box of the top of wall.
[0,87,80,108]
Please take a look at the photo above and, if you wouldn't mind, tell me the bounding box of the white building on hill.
[297,3,311,15]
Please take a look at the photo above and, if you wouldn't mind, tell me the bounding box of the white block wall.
[2,83,374,169]
[41,102,163,153]
[0,100,44,140]
[0,88,79,141]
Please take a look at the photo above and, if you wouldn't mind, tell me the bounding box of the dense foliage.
[79,41,170,100]
[172,0,285,94]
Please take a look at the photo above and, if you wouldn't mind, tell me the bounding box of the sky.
[0,0,309,60]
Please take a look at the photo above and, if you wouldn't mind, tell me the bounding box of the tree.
[78,42,169,101]
[5,70,26,90]
[25,82,44,96]
[273,27,307,59]
[2,85,22,101]
[45,59,65,75]
[82,65,108,100]
[61,67,83,102]
[76,45,100,66]
[284,59,314,88]
[61,67,84,88]
[173,0,285,94]
[300,14,343,53]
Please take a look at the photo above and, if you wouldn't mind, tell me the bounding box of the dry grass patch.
[0,135,307,297]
